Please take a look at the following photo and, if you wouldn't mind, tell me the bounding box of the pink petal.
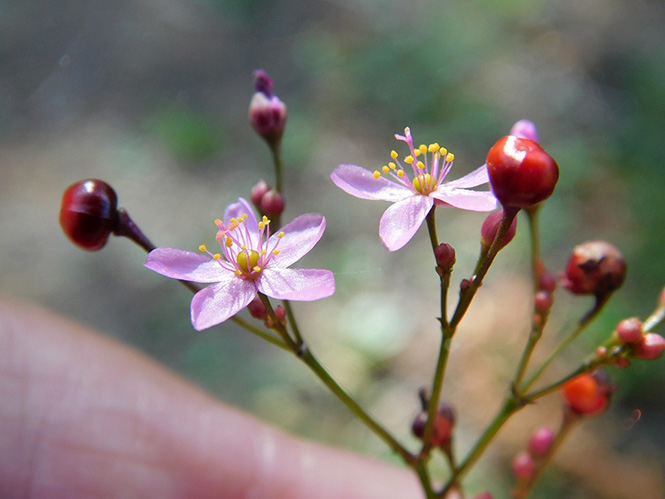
[510,119,539,142]
[431,188,498,212]
[257,268,335,301]
[269,213,326,268]
[379,195,433,251]
[190,276,257,330]
[444,165,489,188]
[145,248,229,282]
[331,164,411,202]
[224,198,259,242]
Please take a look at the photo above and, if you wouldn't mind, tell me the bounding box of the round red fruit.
[486,136,559,208]
[60,179,118,251]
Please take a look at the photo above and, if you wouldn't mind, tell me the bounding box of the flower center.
[199,212,284,280]
[372,127,455,196]
[236,249,260,273]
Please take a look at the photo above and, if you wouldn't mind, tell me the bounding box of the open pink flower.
[145,198,335,331]
[331,127,497,251]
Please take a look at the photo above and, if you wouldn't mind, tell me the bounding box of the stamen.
[373,170,381,179]
[390,150,398,160]
[389,162,397,169]
[446,153,455,162]
[428,143,440,153]
[404,155,414,165]
[382,165,390,174]
[225,237,233,247]
[213,253,221,260]
[278,231,285,239]
[199,244,207,252]
[397,170,405,177]
[418,144,427,155]
[416,160,425,169]
[273,249,280,255]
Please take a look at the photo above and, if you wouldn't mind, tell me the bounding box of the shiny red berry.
[486,136,559,208]
[562,372,612,415]
[60,179,119,251]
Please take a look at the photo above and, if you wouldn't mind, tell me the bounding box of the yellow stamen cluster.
[373,141,452,187]
[258,215,271,230]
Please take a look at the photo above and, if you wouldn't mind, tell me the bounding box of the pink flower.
[145,198,335,331]
[331,127,497,251]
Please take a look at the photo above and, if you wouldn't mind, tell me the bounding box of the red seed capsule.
[486,136,559,208]
[562,241,626,298]
[59,179,119,251]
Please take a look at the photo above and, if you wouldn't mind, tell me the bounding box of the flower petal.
[145,248,229,282]
[331,164,411,202]
[269,213,326,268]
[431,188,498,212]
[379,195,433,251]
[224,198,259,243]
[444,165,489,188]
[257,268,335,301]
[190,276,257,330]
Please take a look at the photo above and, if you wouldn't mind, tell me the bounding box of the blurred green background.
[2,0,665,496]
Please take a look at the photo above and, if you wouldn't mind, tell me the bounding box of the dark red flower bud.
[561,241,626,299]
[534,290,554,314]
[486,136,559,208]
[260,189,285,218]
[634,333,665,360]
[411,403,455,448]
[536,262,557,293]
[247,297,268,320]
[616,317,643,344]
[249,70,287,145]
[60,179,119,251]
[512,451,536,481]
[250,179,272,210]
[528,426,554,457]
[435,243,456,270]
[480,209,517,253]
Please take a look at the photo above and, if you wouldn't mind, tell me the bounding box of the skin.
[0,298,420,498]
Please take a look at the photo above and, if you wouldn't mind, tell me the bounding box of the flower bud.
[250,179,272,210]
[536,262,557,293]
[527,426,554,457]
[435,243,456,270]
[534,290,553,314]
[562,371,613,416]
[634,333,665,360]
[512,451,536,481]
[480,209,517,253]
[60,179,119,251]
[249,70,287,146]
[486,136,559,208]
[260,189,285,218]
[247,297,268,320]
[509,119,539,142]
[561,241,626,299]
[411,403,455,448]
[616,317,643,344]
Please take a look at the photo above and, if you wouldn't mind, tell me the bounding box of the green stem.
[442,397,521,494]
[521,298,606,392]
[270,141,284,195]
[526,206,541,291]
[425,207,439,253]
[230,315,289,351]
[450,208,519,329]
[282,300,304,344]
[414,463,437,499]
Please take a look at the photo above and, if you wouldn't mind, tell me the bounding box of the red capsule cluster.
[250,179,285,219]
[60,179,119,251]
[614,317,665,361]
[486,136,559,209]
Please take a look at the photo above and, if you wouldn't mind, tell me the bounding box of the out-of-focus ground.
[2,0,665,496]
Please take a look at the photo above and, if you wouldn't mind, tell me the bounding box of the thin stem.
[230,315,289,351]
[425,207,439,253]
[643,305,665,332]
[526,206,541,290]
[414,462,437,499]
[521,298,606,392]
[270,141,284,195]
[442,397,521,494]
[282,300,304,344]
[450,208,519,328]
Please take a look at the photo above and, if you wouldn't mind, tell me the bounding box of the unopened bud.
[480,210,517,253]
[562,371,614,416]
[509,119,539,142]
[616,317,643,344]
[247,297,268,320]
[634,333,665,360]
[512,451,536,481]
[534,290,554,314]
[249,70,287,146]
[411,403,455,448]
[260,189,285,218]
[250,179,272,210]
[528,426,554,457]
[435,243,456,271]
[561,241,626,300]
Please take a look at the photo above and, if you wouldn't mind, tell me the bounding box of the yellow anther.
[253,266,261,273]
[273,249,280,255]
[262,215,269,223]
[390,150,398,160]
[278,231,285,239]
[440,147,448,157]
[416,160,425,169]
[389,162,397,169]
[373,170,381,179]
[414,149,422,157]
[230,217,238,225]
[213,253,221,260]
[404,155,414,164]
[382,165,390,174]
[261,249,267,255]
[241,213,248,221]
[234,270,242,276]
[214,218,222,226]
[199,244,207,252]
[418,144,427,155]
[446,153,455,162]
[225,237,233,247]
[397,170,405,177]
[428,143,440,153]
